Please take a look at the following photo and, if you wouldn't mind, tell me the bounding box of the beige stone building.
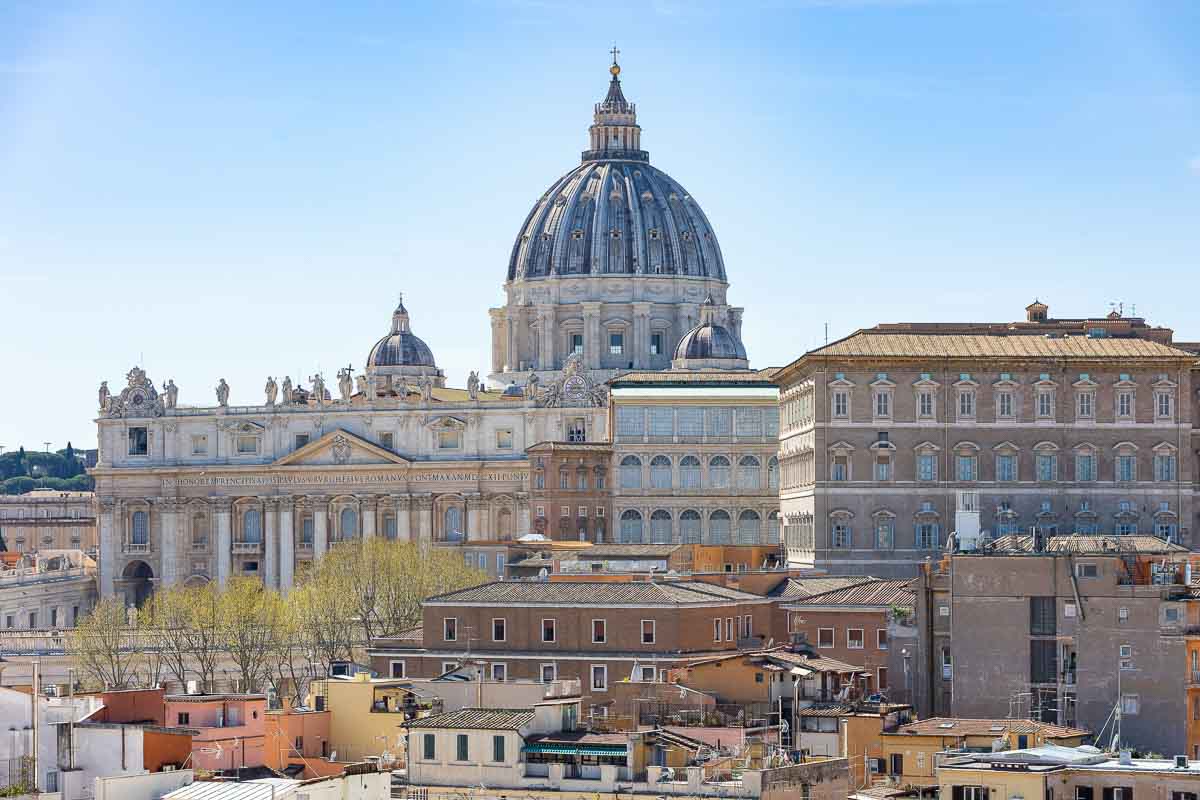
[777,301,1197,576]
[0,490,97,554]
[0,549,97,630]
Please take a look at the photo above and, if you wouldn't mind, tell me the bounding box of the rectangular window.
[616,406,644,439]
[677,408,703,439]
[874,457,891,482]
[725,618,734,641]
[456,733,469,761]
[832,390,849,419]
[916,522,939,550]
[878,666,888,689]
[917,391,934,419]
[997,454,1017,482]
[1030,639,1057,683]
[1156,392,1173,419]
[177,712,190,725]
[1076,563,1098,578]
[1120,695,1139,716]
[570,333,584,355]
[958,787,989,800]
[390,660,406,678]
[609,332,624,355]
[1117,455,1136,482]
[1037,390,1054,418]
[641,619,656,644]
[1154,454,1177,482]
[1117,391,1133,418]
[956,455,977,481]
[875,520,894,549]
[997,390,1015,418]
[831,523,851,548]
[301,515,314,546]
[444,618,458,642]
[540,663,556,683]
[592,619,606,643]
[542,618,556,643]
[236,435,258,454]
[831,457,848,481]
[492,735,506,763]
[874,390,891,419]
[495,429,513,449]
[128,427,148,455]
[877,629,888,650]
[1077,392,1094,419]
[714,619,722,642]
[491,663,507,681]
[1076,454,1096,481]
[191,434,208,455]
[423,733,436,761]
[818,628,834,648]
[958,391,975,419]
[847,628,864,649]
[437,430,461,449]
[492,618,506,642]
[650,332,664,356]
[591,664,608,691]
[1031,597,1057,635]
[378,432,394,450]
[1036,454,1057,481]
[917,454,936,481]
[294,433,310,449]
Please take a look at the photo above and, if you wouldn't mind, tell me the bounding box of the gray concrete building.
[911,537,1198,756]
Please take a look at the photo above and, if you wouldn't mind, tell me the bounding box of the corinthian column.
[361,495,377,539]
[516,492,531,537]
[99,497,116,597]
[264,498,278,588]
[394,494,412,542]
[313,497,329,559]
[415,494,434,542]
[214,499,232,587]
[159,499,179,588]
[278,497,295,592]
[466,493,483,541]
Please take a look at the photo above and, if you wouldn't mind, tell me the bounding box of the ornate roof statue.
[538,353,608,407]
[103,366,165,418]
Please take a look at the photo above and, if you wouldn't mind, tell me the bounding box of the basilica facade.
[90,57,759,605]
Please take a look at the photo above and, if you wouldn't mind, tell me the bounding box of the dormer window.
[648,228,661,241]
[571,229,584,241]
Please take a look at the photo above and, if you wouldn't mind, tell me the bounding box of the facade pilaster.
[537,305,556,370]
[99,497,116,597]
[214,499,232,587]
[466,493,484,541]
[394,494,412,542]
[633,302,652,369]
[505,311,520,373]
[415,494,434,541]
[159,498,179,588]
[582,302,602,370]
[312,496,329,559]
[264,498,278,588]
[489,309,505,374]
[278,497,295,592]
[516,492,531,537]
[361,495,378,539]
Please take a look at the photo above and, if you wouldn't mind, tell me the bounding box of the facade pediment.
[273,428,410,467]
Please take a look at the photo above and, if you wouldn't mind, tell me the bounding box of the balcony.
[123,542,150,555]
[231,540,262,554]
[1190,670,1200,686]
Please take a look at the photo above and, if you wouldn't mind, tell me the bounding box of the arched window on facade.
[679,456,702,489]
[620,510,644,543]
[620,456,642,490]
[766,511,780,544]
[680,510,702,543]
[243,508,262,544]
[737,510,761,544]
[767,457,779,490]
[340,507,358,541]
[191,514,209,549]
[650,510,672,543]
[708,510,731,544]
[650,456,672,490]
[737,456,761,490]
[709,457,731,489]
[131,510,149,545]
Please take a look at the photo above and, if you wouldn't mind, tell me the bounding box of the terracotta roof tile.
[769,576,880,600]
[404,708,534,730]
[808,332,1194,361]
[785,579,915,608]
[422,580,767,606]
[987,534,1187,554]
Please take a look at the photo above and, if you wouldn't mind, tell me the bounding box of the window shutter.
[1103,789,1114,800]
[953,787,965,800]
[982,788,990,800]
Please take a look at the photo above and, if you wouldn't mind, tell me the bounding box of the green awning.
[524,744,580,755]
[578,746,627,757]
[523,743,628,757]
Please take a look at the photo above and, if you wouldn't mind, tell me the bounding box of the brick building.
[776,301,1197,577]
[527,441,612,542]
[368,580,774,716]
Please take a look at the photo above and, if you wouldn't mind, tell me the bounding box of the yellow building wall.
[939,767,1048,800]
[313,679,408,762]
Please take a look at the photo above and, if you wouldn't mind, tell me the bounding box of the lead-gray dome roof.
[674,320,747,362]
[506,62,726,283]
[367,297,438,369]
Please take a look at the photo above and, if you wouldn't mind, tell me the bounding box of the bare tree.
[67,597,138,689]
[220,577,284,693]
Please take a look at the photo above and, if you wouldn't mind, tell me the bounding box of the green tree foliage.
[0,444,93,493]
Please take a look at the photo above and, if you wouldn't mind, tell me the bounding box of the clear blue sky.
[2,0,1198,451]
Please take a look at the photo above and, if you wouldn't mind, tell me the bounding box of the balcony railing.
[1190,670,1200,686]
[231,540,262,554]
[123,542,150,554]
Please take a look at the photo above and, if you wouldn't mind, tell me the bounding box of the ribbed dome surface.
[507,161,726,282]
[367,332,437,368]
[674,322,747,361]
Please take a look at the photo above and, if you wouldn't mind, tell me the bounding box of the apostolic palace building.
[90,57,767,604]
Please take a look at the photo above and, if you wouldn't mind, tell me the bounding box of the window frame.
[591,618,607,644]
[443,617,458,642]
[847,628,865,649]
[817,627,835,648]
[590,664,608,692]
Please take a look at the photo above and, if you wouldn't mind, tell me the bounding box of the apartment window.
[1117,390,1133,418]
[620,456,642,489]
[456,733,469,761]
[1077,391,1095,419]
[191,435,208,455]
[591,664,608,691]
[956,455,977,481]
[570,333,584,355]
[609,332,624,355]
[847,629,864,649]
[1076,563,1098,578]
[955,787,989,800]
[177,712,190,725]
[128,427,149,455]
[832,390,849,419]
[877,629,888,650]
[567,417,586,443]
[917,454,936,481]
[997,390,1015,419]
[592,619,607,643]
[423,733,435,761]
[1154,453,1177,482]
[725,618,734,641]
[1076,453,1097,481]
[996,454,1017,482]
[1120,694,1139,715]
[294,433,310,450]
[917,390,934,419]
[390,660,406,679]
[495,429,513,450]
[1036,454,1058,481]
[714,619,722,642]
[437,429,461,449]
[878,667,889,689]
[1031,597,1056,635]
[491,663,507,682]
[941,648,953,679]
[443,618,458,641]
[492,618,506,642]
[1156,391,1174,419]
[301,515,314,547]
[958,390,976,419]
[916,522,939,550]
[1117,455,1136,482]
[540,663,556,683]
[536,505,545,518]
[818,628,834,648]
[641,619,656,644]
[875,519,894,550]
[891,754,905,777]
[873,390,891,419]
[831,523,851,548]
[1030,640,1057,683]
[542,618,556,643]
[1036,390,1054,418]
[830,457,848,481]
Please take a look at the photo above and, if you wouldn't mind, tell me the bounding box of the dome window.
[572,229,585,240]
[610,229,622,239]
[681,231,692,241]
[648,228,660,241]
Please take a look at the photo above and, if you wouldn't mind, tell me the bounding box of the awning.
[524,744,580,755]
[579,746,627,757]
[523,743,628,757]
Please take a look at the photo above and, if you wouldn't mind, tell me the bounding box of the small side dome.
[670,296,749,371]
[502,381,524,398]
[365,294,446,394]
